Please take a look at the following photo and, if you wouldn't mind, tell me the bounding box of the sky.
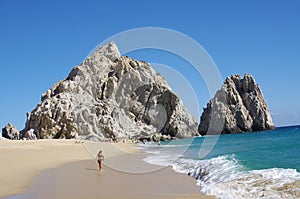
[0,0,299,130]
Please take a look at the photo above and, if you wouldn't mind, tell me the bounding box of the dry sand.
[0,139,90,197]
[0,139,214,199]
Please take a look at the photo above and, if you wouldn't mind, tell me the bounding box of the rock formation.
[2,123,20,140]
[23,42,199,141]
[24,129,37,140]
[198,74,275,135]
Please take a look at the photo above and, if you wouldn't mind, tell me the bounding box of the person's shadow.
[85,168,99,171]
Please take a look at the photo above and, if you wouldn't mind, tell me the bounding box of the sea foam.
[140,143,300,199]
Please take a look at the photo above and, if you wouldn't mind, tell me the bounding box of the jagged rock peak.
[198,73,275,135]
[24,42,199,141]
[83,41,121,65]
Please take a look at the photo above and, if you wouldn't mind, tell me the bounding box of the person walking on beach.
[96,150,104,173]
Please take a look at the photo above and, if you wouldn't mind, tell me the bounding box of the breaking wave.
[141,145,300,199]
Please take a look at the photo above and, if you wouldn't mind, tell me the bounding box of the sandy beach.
[0,138,214,199]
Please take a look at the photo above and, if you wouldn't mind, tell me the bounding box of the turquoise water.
[184,125,300,171]
[139,125,300,198]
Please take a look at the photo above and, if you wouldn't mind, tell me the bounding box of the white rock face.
[24,42,199,140]
[198,74,275,135]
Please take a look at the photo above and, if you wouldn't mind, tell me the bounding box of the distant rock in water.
[23,42,199,141]
[198,74,275,135]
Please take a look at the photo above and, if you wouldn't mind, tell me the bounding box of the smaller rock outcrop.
[2,123,20,140]
[198,74,275,135]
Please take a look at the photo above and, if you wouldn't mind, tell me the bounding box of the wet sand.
[0,140,214,199]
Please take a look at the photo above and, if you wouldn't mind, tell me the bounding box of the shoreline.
[0,140,214,199]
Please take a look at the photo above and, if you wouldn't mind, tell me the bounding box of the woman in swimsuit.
[96,150,104,173]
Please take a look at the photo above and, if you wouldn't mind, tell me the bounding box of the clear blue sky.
[0,0,299,130]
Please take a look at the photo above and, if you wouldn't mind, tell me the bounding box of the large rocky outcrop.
[198,74,275,135]
[23,42,198,141]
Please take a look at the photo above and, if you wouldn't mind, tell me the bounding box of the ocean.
[137,125,300,199]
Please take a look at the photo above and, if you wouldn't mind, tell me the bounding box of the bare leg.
[99,163,103,173]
